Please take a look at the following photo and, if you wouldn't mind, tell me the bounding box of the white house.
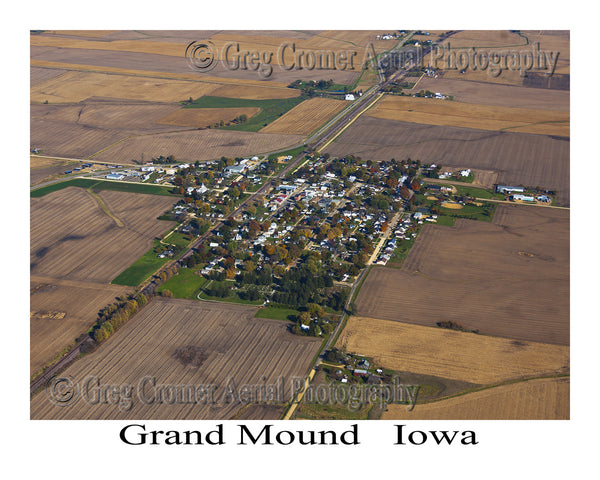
[345,93,355,101]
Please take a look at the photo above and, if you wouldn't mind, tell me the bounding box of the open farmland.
[30,187,176,283]
[412,77,570,111]
[30,66,67,86]
[30,276,126,377]
[427,30,569,86]
[30,155,80,185]
[30,118,130,159]
[31,102,182,132]
[30,298,323,420]
[336,316,569,385]
[157,107,261,128]
[89,129,305,164]
[209,84,301,100]
[367,95,569,137]
[30,45,359,85]
[355,205,569,345]
[30,61,298,90]
[259,97,346,135]
[382,377,569,420]
[324,116,570,205]
[31,71,222,103]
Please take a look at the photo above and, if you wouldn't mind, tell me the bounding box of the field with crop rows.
[30,187,176,283]
[259,97,346,135]
[336,316,569,385]
[382,377,569,420]
[355,205,569,345]
[30,298,323,419]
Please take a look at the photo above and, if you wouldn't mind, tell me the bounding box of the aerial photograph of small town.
[29,29,569,421]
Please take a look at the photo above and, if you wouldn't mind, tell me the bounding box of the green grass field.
[254,306,300,322]
[112,229,194,287]
[31,178,178,198]
[186,95,307,132]
[440,202,496,222]
[452,184,504,200]
[435,215,456,226]
[157,268,208,299]
[111,239,173,286]
[389,230,420,265]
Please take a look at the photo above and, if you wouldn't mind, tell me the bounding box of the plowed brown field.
[355,205,569,345]
[30,276,126,377]
[157,107,261,128]
[367,95,569,137]
[30,298,322,419]
[324,116,570,205]
[30,187,176,283]
[89,129,304,164]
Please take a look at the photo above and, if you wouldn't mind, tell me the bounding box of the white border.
[6,1,596,478]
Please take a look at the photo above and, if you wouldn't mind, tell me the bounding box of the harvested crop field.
[31,102,182,132]
[31,35,193,58]
[30,60,297,90]
[428,30,569,86]
[30,276,126,377]
[234,404,286,420]
[30,66,67,86]
[89,129,305,164]
[259,97,346,135]
[30,44,359,84]
[324,116,570,205]
[209,84,301,100]
[30,118,129,159]
[382,377,569,420]
[367,95,569,136]
[355,205,569,345]
[157,107,261,128]
[336,316,569,385]
[30,155,81,185]
[31,70,221,103]
[412,78,570,111]
[30,298,322,419]
[30,187,176,283]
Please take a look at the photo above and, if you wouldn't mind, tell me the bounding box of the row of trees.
[92,293,148,343]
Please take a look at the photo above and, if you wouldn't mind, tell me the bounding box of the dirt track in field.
[30,187,177,283]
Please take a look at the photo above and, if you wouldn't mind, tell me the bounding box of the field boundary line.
[30,61,295,90]
[411,373,570,407]
[85,187,125,227]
